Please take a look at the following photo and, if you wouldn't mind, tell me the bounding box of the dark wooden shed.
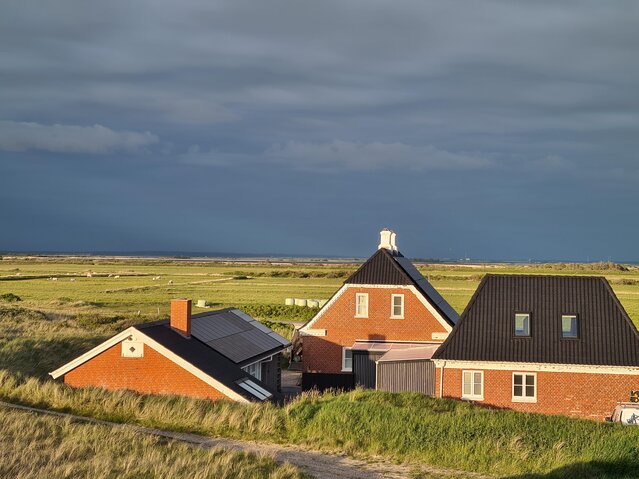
[353,350,385,388]
[375,347,438,395]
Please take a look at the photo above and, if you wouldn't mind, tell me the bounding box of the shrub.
[0,293,21,303]
[76,313,126,329]
[239,304,315,322]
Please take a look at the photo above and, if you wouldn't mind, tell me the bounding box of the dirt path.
[0,401,490,479]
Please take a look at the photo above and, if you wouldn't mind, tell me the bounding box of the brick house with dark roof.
[299,229,458,390]
[50,299,290,402]
[432,274,639,420]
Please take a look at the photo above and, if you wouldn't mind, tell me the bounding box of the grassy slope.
[1,372,638,478]
[0,405,305,479]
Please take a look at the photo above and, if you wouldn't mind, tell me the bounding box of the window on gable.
[514,313,530,337]
[355,293,368,318]
[462,370,484,400]
[342,347,353,372]
[562,314,578,338]
[512,373,536,402]
[391,294,404,318]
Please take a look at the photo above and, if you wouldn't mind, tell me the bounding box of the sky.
[1,1,638,261]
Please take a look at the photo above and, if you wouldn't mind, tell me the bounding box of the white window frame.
[512,372,537,403]
[514,313,531,337]
[561,314,578,338]
[355,293,368,318]
[342,347,353,372]
[461,370,484,401]
[390,294,404,319]
[242,361,262,381]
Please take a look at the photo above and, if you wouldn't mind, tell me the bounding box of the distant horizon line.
[1,249,637,265]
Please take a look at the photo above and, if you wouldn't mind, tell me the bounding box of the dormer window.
[514,313,530,337]
[562,314,578,338]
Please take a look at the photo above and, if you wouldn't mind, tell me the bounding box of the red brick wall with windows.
[64,342,230,401]
[302,286,449,373]
[435,366,639,420]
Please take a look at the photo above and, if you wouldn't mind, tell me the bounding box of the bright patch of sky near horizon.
[1,1,638,261]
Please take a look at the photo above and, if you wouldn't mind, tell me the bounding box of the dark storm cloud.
[1,1,638,259]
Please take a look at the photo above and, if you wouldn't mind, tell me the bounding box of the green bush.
[239,304,315,322]
[0,293,21,303]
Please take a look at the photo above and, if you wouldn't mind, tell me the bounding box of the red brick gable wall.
[64,341,230,401]
[435,366,639,420]
[303,286,450,373]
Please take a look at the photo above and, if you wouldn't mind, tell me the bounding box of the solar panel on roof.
[190,309,290,365]
[395,257,459,324]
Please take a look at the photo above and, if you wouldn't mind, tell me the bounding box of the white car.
[608,403,639,425]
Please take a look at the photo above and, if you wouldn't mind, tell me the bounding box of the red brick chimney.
[170,299,191,337]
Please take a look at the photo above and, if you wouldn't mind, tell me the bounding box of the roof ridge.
[484,273,608,279]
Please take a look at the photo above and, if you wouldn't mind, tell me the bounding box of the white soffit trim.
[302,329,327,336]
[299,284,452,334]
[406,285,452,332]
[136,331,250,403]
[432,359,639,376]
[49,327,138,379]
[299,284,348,334]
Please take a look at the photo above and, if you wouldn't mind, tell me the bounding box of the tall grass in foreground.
[0,406,305,479]
[2,371,639,478]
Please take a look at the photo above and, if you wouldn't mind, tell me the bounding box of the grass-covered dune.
[1,371,638,478]
[0,404,305,479]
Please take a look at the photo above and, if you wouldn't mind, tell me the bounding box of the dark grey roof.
[344,248,459,326]
[433,275,639,366]
[190,308,290,366]
[135,321,275,401]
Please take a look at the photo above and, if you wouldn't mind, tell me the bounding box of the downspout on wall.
[439,361,446,398]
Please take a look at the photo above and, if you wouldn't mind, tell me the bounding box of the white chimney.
[378,228,398,254]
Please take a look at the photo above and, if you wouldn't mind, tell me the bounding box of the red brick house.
[50,299,290,403]
[432,275,639,420]
[299,229,459,389]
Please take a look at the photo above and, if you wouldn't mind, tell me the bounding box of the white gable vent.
[121,339,144,358]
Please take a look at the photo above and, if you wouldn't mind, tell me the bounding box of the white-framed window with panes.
[561,314,578,338]
[462,370,484,400]
[242,361,262,381]
[355,293,368,318]
[512,372,536,402]
[514,313,531,337]
[390,294,404,319]
[342,347,353,372]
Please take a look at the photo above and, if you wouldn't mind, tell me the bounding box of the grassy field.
[0,405,305,479]
[1,256,638,324]
[1,371,639,478]
[1,256,639,478]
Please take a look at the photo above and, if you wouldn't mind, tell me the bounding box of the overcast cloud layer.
[1,1,638,260]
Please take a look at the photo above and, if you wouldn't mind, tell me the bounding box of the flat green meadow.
[1,256,638,324]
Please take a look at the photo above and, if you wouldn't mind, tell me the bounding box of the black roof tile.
[136,321,275,401]
[344,248,459,325]
[433,274,639,366]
